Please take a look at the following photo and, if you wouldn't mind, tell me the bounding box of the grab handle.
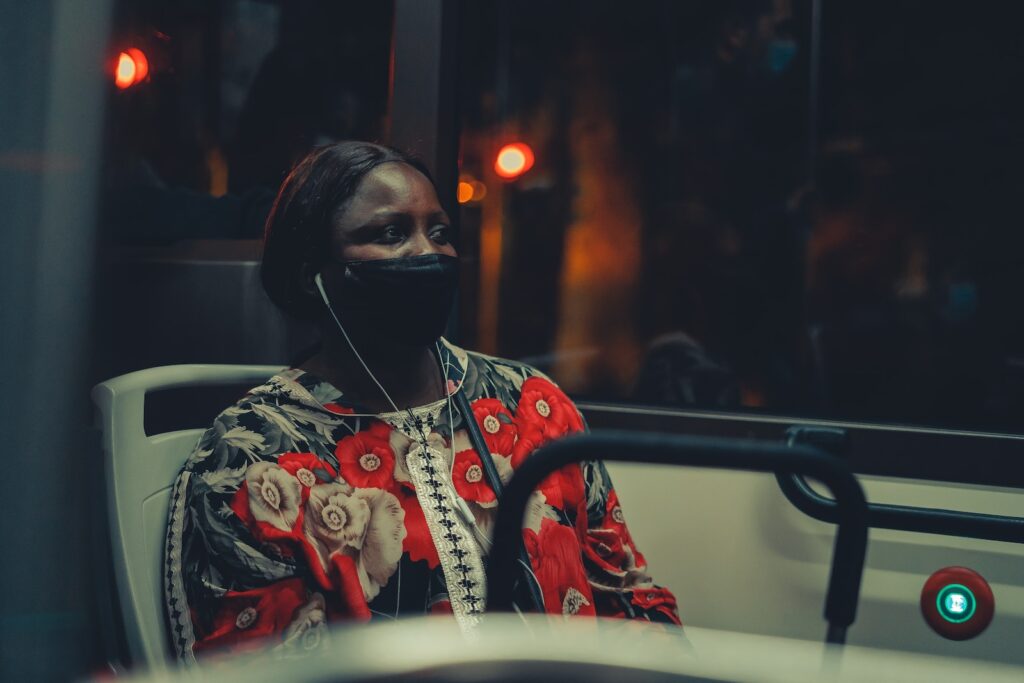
[778,425,1024,544]
[486,430,869,646]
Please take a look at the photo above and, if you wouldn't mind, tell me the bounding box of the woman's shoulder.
[181,369,346,475]
[443,341,578,415]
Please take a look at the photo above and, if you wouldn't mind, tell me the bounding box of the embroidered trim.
[404,441,486,633]
[165,469,198,663]
[378,401,447,441]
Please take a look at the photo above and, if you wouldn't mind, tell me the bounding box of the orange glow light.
[470,180,487,201]
[115,48,149,89]
[495,143,535,179]
[457,181,474,204]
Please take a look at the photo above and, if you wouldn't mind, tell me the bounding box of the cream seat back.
[92,364,281,671]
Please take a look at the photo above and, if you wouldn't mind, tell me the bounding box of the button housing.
[920,566,994,640]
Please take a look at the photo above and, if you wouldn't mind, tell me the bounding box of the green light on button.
[937,583,976,623]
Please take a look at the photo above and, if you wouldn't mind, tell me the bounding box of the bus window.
[455,0,1024,445]
[93,0,394,383]
[101,0,393,247]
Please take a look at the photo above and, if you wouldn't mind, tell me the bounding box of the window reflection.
[101,0,393,246]
[94,0,393,381]
[457,0,1024,434]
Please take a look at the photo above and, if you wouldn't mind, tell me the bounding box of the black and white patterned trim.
[165,470,198,663]
[377,399,446,442]
[404,440,487,633]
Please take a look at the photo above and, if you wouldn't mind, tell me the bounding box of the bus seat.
[91,364,281,671]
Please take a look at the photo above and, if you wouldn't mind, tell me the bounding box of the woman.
[164,141,679,662]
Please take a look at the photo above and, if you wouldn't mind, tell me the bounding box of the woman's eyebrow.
[362,209,450,223]
[364,210,408,222]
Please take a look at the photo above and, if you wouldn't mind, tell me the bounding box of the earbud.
[313,272,331,307]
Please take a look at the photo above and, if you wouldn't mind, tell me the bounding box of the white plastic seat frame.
[92,364,281,670]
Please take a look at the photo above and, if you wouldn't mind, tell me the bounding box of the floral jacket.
[164,340,680,662]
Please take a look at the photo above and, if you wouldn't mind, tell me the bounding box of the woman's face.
[330,162,457,261]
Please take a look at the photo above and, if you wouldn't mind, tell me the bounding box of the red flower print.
[278,452,338,502]
[470,398,517,456]
[523,517,597,617]
[510,425,548,470]
[193,578,306,654]
[514,376,584,441]
[323,402,354,415]
[602,490,634,541]
[328,554,372,622]
[630,586,681,625]
[335,426,395,490]
[582,528,645,583]
[430,599,453,615]
[537,463,586,513]
[365,419,393,440]
[452,449,497,505]
[397,488,440,569]
[509,425,583,513]
[598,491,643,573]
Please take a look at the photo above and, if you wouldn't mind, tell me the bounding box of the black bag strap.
[453,387,545,613]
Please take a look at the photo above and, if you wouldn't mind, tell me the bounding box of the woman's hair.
[260,140,434,320]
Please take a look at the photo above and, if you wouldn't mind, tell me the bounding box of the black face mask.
[321,253,459,348]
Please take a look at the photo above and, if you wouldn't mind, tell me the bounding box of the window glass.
[94,0,393,380]
[101,0,393,246]
[456,0,1024,435]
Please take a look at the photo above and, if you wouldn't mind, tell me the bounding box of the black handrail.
[486,430,869,646]
[777,473,1024,544]
[779,425,1024,544]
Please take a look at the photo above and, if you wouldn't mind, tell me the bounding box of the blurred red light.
[495,143,535,179]
[457,181,474,204]
[115,48,149,89]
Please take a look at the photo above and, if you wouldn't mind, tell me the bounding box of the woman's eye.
[376,225,404,244]
[430,224,452,244]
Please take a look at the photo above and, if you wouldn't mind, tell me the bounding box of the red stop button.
[920,566,994,640]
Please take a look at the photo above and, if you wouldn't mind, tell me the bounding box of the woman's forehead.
[342,162,441,220]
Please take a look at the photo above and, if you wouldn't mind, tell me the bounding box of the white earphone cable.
[314,272,401,414]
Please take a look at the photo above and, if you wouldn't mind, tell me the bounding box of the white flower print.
[246,462,302,531]
[301,484,405,602]
[469,500,497,540]
[359,453,382,471]
[280,593,327,654]
[522,490,558,533]
[389,430,414,485]
[351,488,406,602]
[469,454,513,510]
[452,430,472,453]
[494,453,513,486]
[295,468,317,488]
[235,606,258,630]
[303,483,371,569]
[482,415,501,434]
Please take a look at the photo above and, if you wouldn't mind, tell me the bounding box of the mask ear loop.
[313,272,402,414]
